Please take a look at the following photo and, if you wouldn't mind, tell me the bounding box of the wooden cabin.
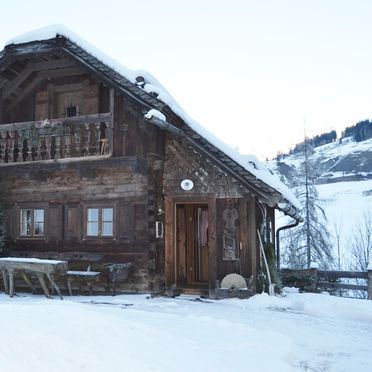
[0,27,301,297]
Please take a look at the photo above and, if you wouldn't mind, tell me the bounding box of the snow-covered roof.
[4,24,300,213]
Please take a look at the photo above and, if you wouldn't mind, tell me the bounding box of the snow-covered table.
[0,257,68,299]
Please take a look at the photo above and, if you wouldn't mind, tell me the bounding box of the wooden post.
[238,199,249,278]
[249,197,257,292]
[109,88,114,155]
[0,88,3,124]
[309,268,318,292]
[368,270,372,300]
[164,197,175,292]
[2,270,8,294]
[21,272,37,294]
[54,136,60,159]
[36,273,50,298]
[45,136,52,159]
[208,195,217,298]
[67,280,73,296]
[8,270,14,297]
[46,273,63,300]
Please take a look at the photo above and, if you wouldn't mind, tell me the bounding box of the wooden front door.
[176,205,209,286]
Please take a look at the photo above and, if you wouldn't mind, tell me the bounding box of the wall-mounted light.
[156,221,164,239]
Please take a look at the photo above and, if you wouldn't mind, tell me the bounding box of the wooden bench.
[65,270,101,296]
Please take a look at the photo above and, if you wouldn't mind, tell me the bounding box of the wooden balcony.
[0,113,112,165]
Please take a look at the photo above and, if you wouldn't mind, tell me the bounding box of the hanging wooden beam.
[109,88,115,154]
[0,87,3,124]
[3,58,76,99]
[4,66,83,115]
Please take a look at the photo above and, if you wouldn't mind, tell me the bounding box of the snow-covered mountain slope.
[274,137,372,185]
[271,137,372,267]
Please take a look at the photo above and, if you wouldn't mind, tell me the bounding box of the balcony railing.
[0,113,112,165]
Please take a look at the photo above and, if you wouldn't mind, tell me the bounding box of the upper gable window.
[66,104,78,117]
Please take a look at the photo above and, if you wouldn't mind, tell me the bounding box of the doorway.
[176,204,209,287]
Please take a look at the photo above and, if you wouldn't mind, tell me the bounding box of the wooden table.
[0,257,68,299]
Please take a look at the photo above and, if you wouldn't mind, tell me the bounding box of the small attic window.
[66,104,78,117]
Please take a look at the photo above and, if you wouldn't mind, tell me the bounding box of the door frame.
[164,195,216,297]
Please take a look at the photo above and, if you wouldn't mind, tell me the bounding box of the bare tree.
[332,217,343,270]
[347,211,372,298]
[349,211,372,271]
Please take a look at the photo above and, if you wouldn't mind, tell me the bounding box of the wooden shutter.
[118,203,134,240]
[4,207,16,240]
[134,202,147,241]
[66,205,81,240]
[47,205,62,240]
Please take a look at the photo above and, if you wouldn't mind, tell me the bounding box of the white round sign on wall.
[180,179,194,191]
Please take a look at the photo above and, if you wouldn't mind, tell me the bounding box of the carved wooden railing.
[0,113,112,164]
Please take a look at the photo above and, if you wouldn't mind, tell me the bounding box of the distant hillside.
[273,137,372,186]
[271,136,372,269]
[281,119,372,158]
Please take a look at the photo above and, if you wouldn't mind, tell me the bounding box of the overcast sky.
[1,0,371,159]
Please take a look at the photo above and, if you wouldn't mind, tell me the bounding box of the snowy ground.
[315,179,372,267]
[1,290,372,372]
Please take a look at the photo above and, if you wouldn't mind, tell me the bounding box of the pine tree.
[282,137,333,269]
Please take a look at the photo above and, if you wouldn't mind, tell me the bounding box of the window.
[20,209,45,237]
[87,207,113,237]
[66,104,78,117]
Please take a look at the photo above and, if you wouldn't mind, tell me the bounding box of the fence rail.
[280,268,372,299]
[0,113,113,164]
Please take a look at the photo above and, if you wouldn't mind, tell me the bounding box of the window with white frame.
[20,209,45,237]
[87,207,113,237]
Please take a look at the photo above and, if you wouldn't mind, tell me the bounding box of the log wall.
[163,135,266,292]
[0,52,274,296]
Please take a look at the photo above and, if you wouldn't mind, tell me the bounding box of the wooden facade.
[0,31,300,297]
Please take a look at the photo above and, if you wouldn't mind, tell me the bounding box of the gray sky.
[1,0,371,159]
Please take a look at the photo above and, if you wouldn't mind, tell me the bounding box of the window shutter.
[5,207,17,240]
[117,203,134,240]
[134,202,147,241]
[48,205,62,240]
[66,205,81,240]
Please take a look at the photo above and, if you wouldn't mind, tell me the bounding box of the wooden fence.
[280,268,372,299]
